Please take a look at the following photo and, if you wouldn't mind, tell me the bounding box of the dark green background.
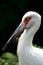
[0,0,43,55]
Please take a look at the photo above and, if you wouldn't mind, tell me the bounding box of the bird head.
[22,11,41,30]
[2,11,41,51]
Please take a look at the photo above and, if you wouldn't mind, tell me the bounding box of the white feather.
[17,11,43,65]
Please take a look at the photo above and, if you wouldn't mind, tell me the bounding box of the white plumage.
[2,11,43,65]
[17,11,43,65]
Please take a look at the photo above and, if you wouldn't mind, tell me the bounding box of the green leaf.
[1,52,18,65]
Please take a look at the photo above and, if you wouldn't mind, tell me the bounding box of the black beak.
[2,22,26,51]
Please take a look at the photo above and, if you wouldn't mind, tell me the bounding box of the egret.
[2,11,43,65]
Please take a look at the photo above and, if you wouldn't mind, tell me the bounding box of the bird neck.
[21,21,40,47]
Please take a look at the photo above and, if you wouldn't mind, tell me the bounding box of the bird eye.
[23,16,32,25]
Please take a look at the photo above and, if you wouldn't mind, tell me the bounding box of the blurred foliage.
[0,52,18,65]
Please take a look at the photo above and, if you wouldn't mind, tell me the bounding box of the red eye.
[23,16,32,25]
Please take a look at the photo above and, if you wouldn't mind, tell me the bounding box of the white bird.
[2,11,43,65]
